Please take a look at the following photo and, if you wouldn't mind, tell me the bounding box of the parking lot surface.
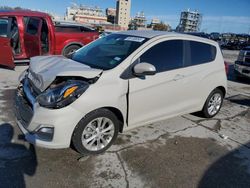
[0,50,249,188]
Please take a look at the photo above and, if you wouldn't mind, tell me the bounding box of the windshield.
[72,34,148,70]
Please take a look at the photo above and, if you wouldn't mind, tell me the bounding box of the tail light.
[224,61,229,75]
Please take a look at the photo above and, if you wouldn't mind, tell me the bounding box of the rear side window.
[185,41,216,67]
[26,18,40,35]
[140,40,184,73]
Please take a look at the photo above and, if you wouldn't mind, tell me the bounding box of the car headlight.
[37,80,89,109]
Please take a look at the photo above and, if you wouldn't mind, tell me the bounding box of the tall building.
[129,11,152,30]
[176,9,202,32]
[65,4,107,25]
[133,11,147,28]
[106,8,116,24]
[149,18,160,28]
[116,0,131,30]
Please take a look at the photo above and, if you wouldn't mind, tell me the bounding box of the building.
[133,11,147,28]
[149,18,160,28]
[116,0,131,30]
[65,4,107,25]
[128,11,148,30]
[176,9,202,32]
[106,8,116,24]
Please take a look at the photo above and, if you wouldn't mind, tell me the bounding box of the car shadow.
[227,94,250,107]
[198,142,250,188]
[0,123,37,188]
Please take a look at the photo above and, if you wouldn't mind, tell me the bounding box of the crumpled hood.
[28,56,102,92]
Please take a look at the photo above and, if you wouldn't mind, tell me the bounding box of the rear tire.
[201,89,224,118]
[63,45,81,58]
[72,109,119,155]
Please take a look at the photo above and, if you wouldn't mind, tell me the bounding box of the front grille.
[15,87,34,129]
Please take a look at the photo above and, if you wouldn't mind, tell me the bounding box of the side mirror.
[133,62,156,76]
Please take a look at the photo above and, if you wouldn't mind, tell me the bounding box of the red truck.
[0,10,99,69]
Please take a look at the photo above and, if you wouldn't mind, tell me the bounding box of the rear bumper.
[234,63,250,78]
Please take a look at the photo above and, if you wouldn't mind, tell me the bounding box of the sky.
[1,0,250,33]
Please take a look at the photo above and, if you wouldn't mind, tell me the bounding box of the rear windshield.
[72,34,148,70]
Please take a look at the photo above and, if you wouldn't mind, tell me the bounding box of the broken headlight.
[37,80,89,109]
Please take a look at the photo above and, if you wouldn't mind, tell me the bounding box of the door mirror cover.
[133,62,156,76]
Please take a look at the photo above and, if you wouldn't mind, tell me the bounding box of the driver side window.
[0,18,9,37]
[140,40,184,73]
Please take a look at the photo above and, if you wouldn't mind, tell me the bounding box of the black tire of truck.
[63,45,81,58]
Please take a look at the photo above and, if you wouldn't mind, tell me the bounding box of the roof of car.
[117,30,204,39]
[0,10,50,17]
[117,30,174,38]
[117,30,217,44]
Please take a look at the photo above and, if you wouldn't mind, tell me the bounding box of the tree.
[153,22,171,31]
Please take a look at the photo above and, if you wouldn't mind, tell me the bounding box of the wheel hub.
[81,117,115,151]
[207,93,222,116]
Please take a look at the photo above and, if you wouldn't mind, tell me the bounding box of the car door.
[180,40,219,107]
[0,18,14,69]
[128,39,188,127]
[23,17,42,57]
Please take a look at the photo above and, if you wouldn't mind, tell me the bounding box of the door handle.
[173,74,185,81]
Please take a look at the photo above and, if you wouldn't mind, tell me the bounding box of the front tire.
[72,109,119,155]
[201,89,224,118]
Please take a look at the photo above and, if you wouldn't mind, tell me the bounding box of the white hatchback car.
[15,31,227,154]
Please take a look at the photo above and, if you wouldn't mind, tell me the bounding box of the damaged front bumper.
[14,78,83,149]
